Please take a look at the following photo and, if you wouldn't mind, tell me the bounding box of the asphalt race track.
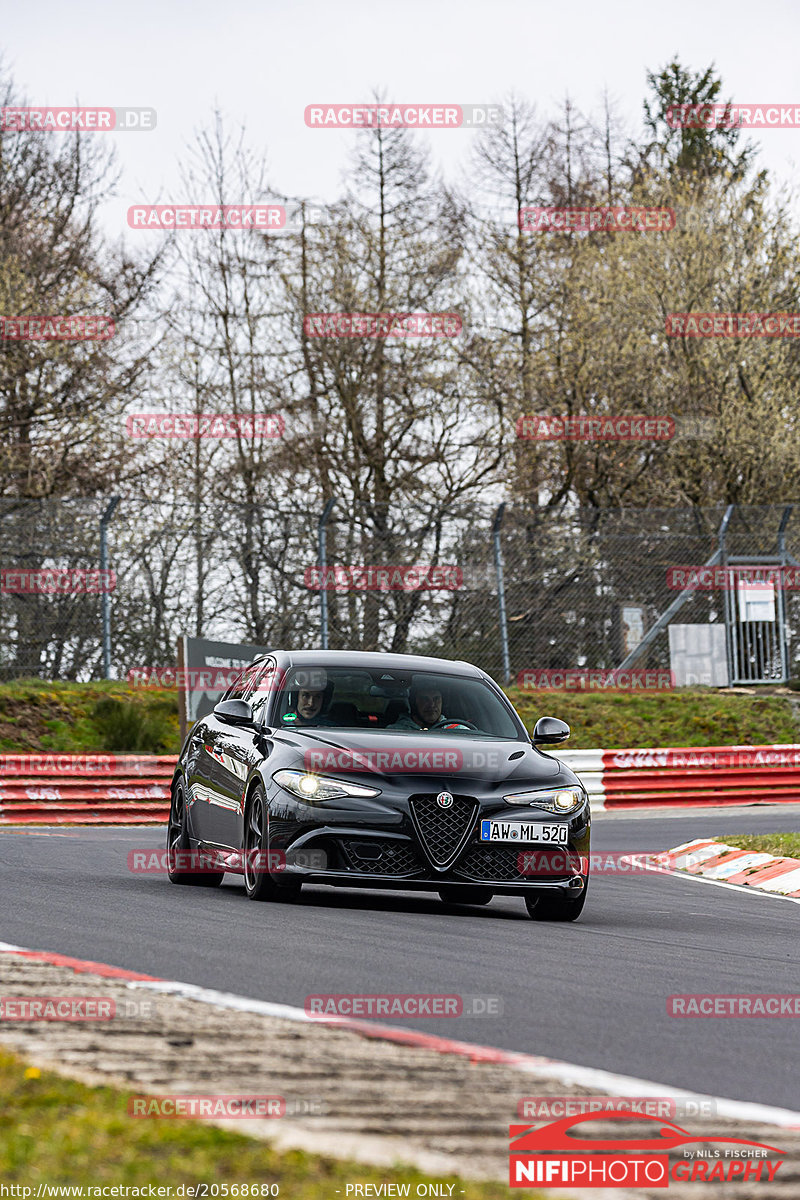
[1,805,798,1111]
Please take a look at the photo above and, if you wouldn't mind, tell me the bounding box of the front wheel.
[525,881,587,922]
[167,779,224,887]
[243,785,301,902]
[438,886,493,906]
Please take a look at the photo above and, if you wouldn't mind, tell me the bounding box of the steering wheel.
[441,720,477,731]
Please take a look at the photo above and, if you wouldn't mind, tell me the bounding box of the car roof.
[265,649,485,679]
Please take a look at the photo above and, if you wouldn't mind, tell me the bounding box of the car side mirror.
[214,699,255,726]
[531,716,570,745]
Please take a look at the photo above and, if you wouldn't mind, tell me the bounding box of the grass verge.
[0,679,798,754]
[506,687,799,749]
[0,1048,522,1196]
[714,833,800,860]
[0,680,179,754]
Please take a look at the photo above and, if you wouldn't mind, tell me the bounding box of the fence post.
[318,498,336,650]
[777,505,793,681]
[100,497,120,679]
[719,505,735,684]
[492,503,511,685]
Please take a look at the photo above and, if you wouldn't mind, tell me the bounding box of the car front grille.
[338,838,423,877]
[409,793,479,867]
[457,844,574,883]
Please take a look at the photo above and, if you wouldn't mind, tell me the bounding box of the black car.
[167,650,591,921]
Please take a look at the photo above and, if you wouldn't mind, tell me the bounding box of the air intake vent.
[339,839,422,877]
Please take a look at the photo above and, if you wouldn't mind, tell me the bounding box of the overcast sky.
[4,0,800,233]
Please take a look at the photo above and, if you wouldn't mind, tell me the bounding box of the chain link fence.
[3,498,800,686]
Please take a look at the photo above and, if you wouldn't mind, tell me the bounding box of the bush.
[91,696,175,752]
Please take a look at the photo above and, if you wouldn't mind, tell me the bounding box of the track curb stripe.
[2,939,800,1130]
[657,839,800,897]
[0,945,160,981]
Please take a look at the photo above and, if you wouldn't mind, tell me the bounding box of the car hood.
[271,727,578,790]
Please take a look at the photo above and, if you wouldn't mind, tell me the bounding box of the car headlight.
[273,769,381,802]
[503,786,585,814]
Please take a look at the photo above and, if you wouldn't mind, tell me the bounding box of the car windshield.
[274,667,523,739]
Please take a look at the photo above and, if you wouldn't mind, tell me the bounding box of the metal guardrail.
[0,755,174,824]
[553,745,800,809]
[2,746,800,823]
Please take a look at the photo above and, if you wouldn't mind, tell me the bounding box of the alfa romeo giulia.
[166,650,591,920]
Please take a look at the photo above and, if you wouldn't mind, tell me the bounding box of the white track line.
[629,860,800,905]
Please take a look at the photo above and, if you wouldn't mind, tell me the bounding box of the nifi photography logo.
[508,1111,785,1188]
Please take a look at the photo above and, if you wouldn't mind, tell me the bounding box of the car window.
[249,658,277,723]
[274,666,524,739]
[224,658,266,704]
[221,671,245,703]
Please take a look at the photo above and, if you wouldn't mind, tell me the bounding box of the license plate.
[479,820,568,844]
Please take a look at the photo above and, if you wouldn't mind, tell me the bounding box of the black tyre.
[167,779,224,887]
[438,886,493,906]
[525,881,587,922]
[243,785,301,902]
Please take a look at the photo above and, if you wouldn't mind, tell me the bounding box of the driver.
[297,686,326,723]
[282,670,332,726]
[389,684,451,731]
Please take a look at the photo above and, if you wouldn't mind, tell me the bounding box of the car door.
[201,658,277,849]
[183,715,217,844]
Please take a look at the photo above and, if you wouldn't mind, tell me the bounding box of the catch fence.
[2,499,800,688]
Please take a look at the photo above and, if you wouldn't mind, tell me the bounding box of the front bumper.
[260,776,590,895]
[272,818,590,897]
